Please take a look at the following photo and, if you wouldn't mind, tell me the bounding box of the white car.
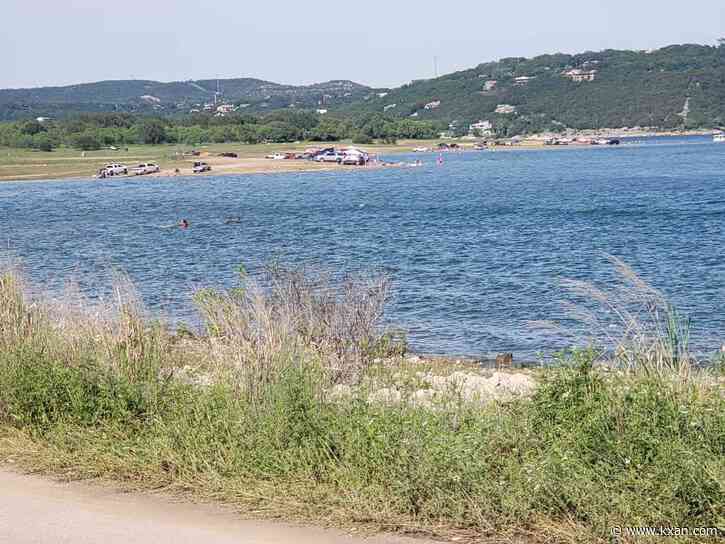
[266,153,286,160]
[315,152,343,163]
[133,162,160,175]
[192,161,211,173]
[104,163,128,176]
[341,154,367,165]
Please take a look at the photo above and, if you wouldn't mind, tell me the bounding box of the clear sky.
[3,0,724,89]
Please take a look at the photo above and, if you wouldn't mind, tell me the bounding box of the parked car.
[133,162,160,175]
[192,161,211,173]
[341,154,366,166]
[266,153,286,160]
[104,163,128,176]
[304,147,335,159]
[219,152,238,158]
[315,152,343,163]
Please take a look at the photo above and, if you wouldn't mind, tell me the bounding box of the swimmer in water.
[179,219,189,228]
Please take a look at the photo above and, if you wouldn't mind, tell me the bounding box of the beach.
[0,141,429,182]
[2,130,712,183]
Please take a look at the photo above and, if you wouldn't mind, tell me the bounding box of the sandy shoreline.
[0,143,420,183]
[0,160,414,184]
[0,131,714,183]
[145,155,411,180]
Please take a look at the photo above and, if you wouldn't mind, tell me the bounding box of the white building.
[513,76,535,86]
[495,104,517,115]
[469,120,493,136]
[216,104,236,114]
[564,69,597,82]
[483,80,497,92]
[424,100,441,110]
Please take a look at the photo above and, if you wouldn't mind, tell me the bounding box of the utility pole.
[433,56,439,78]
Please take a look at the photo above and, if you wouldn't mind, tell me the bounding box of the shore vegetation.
[0,262,723,543]
[0,111,444,153]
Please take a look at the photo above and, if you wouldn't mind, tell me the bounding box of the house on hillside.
[216,104,236,115]
[495,104,517,114]
[513,76,535,86]
[424,100,442,110]
[469,120,493,137]
[483,80,498,91]
[564,69,597,82]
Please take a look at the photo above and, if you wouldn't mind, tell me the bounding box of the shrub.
[352,132,373,144]
[70,131,102,151]
[137,119,168,145]
[32,133,54,151]
[0,264,723,542]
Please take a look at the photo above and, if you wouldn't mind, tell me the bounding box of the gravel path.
[0,469,437,544]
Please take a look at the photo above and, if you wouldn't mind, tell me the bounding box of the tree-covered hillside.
[339,43,725,134]
[3,42,725,134]
[0,110,444,152]
[0,78,375,120]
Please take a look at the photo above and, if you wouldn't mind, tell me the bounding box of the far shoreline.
[0,130,715,184]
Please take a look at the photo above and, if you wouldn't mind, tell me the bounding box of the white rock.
[368,388,402,404]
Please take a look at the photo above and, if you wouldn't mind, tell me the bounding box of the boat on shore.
[714,132,725,143]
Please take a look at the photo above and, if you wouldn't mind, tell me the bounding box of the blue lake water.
[1,136,723,357]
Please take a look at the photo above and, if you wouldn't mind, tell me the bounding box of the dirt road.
[0,469,437,544]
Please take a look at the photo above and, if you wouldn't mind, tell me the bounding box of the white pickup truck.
[104,163,128,176]
[132,162,160,175]
[192,161,211,173]
[315,152,343,163]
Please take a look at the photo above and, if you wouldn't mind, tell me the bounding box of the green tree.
[137,119,168,144]
[352,132,373,144]
[310,118,346,141]
[32,133,54,152]
[71,131,102,151]
[21,120,47,136]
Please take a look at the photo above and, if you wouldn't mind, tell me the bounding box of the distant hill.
[0,78,376,120]
[3,43,725,132]
[339,43,725,134]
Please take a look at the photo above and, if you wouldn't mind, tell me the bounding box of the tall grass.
[0,263,723,543]
[562,256,699,379]
[192,264,396,390]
